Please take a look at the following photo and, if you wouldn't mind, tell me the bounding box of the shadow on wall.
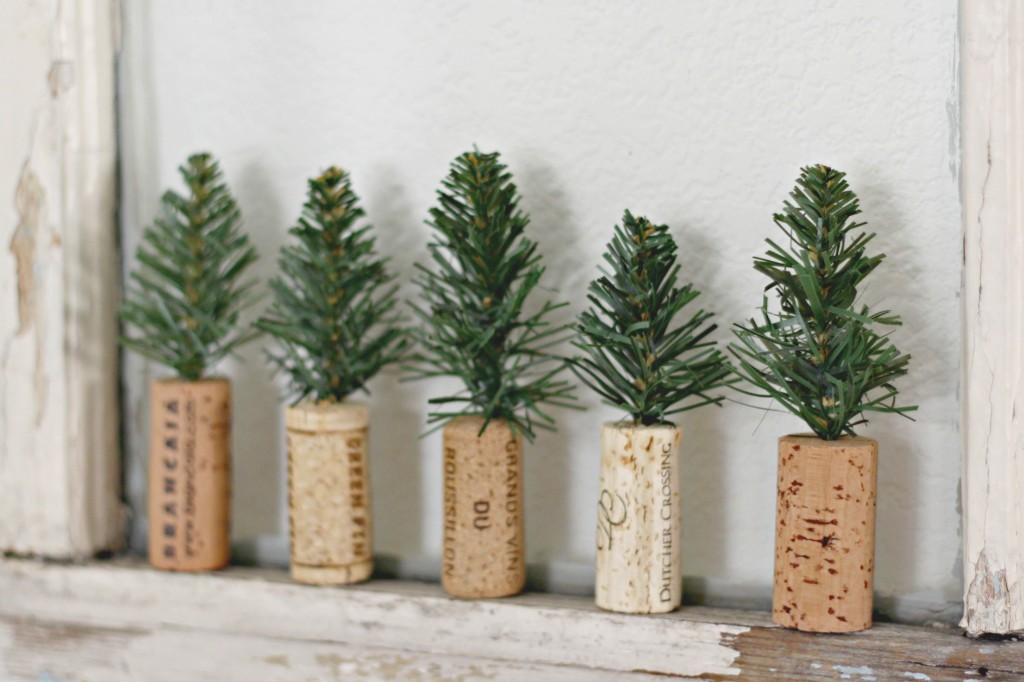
[853,177,931,604]
[363,162,429,560]
[514,156,582,571]
[668,222,736,585]
[230,160,288,540]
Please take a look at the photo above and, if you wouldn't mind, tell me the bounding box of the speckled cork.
[286,401,372,585]
[148,378,232,572]
[595,422,682,614]
[442,416,525,599]
[773,434,878,632]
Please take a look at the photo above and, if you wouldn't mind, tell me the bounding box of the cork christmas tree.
[120,152,260,572]
[572,210,732,614]
[409,149,576,599]
[731,164,914,632]
[258,166,406,586]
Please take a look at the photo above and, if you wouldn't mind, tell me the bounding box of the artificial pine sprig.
[120,153,259,380]
[408,149,576,440]
[730,164,915,440]
[571,211,732,425]
[258,167,406,403]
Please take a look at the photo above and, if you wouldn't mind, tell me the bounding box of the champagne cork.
[286,401,372,585]
[595,422,682,614]
[442,416,525,599]
[148,378,231,572]
[773,434,878,632]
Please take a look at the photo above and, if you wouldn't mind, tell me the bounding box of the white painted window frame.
[0,0,121,559]
[1,0,1021,645]
[960,0,1024,636]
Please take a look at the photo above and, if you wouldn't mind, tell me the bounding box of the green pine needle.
[257,167,407,404]
[407,149,577,441]
[571,210,733,425]
[730,164,915,440]
[120,153,260,380]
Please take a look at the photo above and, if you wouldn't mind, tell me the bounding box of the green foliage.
[408,149,576,440]
[571,211,732,425]
[257,167,406,403]
[120,153,259,380]
[730,165,915,440]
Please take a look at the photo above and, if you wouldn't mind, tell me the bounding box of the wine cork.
[442,416,525,599]
[286,401,373,585]
[595,422,682,614]
[773,434,878,632]
[148,378,231,572]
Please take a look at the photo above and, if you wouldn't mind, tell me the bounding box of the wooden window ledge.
[0,558,1020,681]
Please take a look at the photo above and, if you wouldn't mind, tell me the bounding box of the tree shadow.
[227,160,288,544]
[512,155,589,578]
[361,161,431,562]
[853,172,941,607]
[665,219,737,594]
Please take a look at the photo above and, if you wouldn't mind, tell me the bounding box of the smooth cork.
[773,434,878,632]
[595,422,682,614]
[148,378,232,572]
[286,401,372,585]
[442,416,525,599]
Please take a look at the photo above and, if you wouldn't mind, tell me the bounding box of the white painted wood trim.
[961,0,1024,636]
[3,559,1021,681]
[0,0,122,558]
[0,559,747,680]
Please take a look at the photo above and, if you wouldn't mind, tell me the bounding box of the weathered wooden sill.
[0,558,1020,681]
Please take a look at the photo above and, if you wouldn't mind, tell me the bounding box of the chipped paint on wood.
[2,560,1024,680]
[0,0,121,558]
[0,559,747,679]
[11,163,44,335]
[961,0,1024,636]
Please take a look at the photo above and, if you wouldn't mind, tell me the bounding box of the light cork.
[286,401,372,585]
[595,422,682,614]
[442,416,525,599]
[773,434,878,632]
[148,378,232,572]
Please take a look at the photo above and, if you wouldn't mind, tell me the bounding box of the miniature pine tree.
[730,164,915,440]
[120,153,259,380]
[571,211,732,425]
[257,167,406,403]
[409,149,576,440]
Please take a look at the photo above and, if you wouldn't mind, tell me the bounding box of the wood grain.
[2,559,1022,681]
[960,0,1024,636]
[0,0,121,560]
[596,422,682,614]
[774,435,877,632]
[442,416,525,598]
[286,401,372,585]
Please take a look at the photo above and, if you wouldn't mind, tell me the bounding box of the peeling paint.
[10,161,49,426]
[833,664,875,680]
[46,60,74,97]
[902,672,931,681]
[11,163,43,336]
[262,654,289,667]
[964,550,1015,632]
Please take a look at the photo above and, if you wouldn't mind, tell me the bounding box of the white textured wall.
[120,0,961,617]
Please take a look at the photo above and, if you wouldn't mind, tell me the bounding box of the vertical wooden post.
[961,0,1024,635]
[0,0,121,559]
